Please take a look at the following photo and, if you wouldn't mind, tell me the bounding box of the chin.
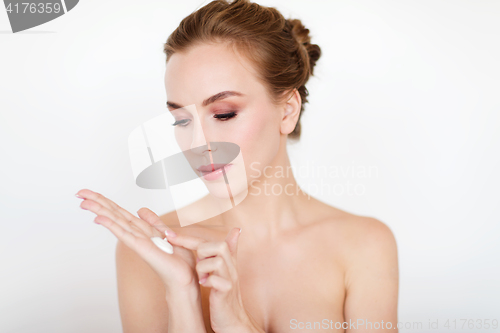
[201,159,249,206]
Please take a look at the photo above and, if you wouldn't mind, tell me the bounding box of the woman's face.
[164,42,284,200]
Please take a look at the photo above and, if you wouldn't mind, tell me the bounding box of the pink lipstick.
[197,163,233,181]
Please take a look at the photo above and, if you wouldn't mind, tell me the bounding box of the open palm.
[76,189,198,291]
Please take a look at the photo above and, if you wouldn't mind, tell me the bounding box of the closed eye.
[213,111,237,121]
[172,119,190,126]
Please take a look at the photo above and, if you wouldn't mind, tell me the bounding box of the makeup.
[197,163,233,181]
[150,236,174,254]
[213,111,237,120]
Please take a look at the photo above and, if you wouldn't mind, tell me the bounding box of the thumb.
[225,227,241,256]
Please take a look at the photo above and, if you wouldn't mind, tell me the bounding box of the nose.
[186,104,205,147]
[189,131,218,156]
[190,118,206,150]
[189,113,215,156]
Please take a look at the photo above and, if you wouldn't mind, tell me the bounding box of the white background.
[1,0,499,332]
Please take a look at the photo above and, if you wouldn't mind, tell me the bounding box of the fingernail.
[165,230,177,238]
[239,228,242,234]
[75,193,83,198]
[199,277,207,284]
[94,217,100,224]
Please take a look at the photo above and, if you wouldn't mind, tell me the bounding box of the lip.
[197,163,233,181]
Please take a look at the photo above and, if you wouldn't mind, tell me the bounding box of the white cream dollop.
[150,236,174,254]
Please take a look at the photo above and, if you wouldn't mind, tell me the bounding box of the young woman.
[76,0,399,332]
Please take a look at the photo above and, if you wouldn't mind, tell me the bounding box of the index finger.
[77,189,155,236]
[76,189,137,224]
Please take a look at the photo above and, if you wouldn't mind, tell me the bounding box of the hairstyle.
[164,0,321,139]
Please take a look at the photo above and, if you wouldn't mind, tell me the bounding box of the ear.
[280,88,302,135]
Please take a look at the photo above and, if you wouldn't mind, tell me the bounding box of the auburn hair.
[164,0,321,139]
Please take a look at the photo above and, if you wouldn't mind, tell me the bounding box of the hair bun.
[286,18,321,76]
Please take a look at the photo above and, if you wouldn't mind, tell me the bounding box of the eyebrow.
[166,90,244,110]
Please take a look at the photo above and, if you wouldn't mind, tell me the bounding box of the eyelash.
[172,119,190,126]
[213,111,237,121]
[171,111,237,127]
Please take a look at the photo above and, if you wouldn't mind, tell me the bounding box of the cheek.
[173,123,195,149]
[229,106,281,168]
[174,129,188,150]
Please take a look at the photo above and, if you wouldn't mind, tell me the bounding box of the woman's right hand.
[76,189,198,295]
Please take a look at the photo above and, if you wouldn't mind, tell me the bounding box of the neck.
[219,137,309,239]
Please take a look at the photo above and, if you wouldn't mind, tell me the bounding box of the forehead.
[164,42,262,102]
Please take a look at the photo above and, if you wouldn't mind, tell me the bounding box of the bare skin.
[115,191,398,333]
[104,41,399,332]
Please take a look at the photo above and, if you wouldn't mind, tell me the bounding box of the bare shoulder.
[310,198,395,244]
[303,198,398,272]
[320,208,399,293]
[309,204,400,324]
[338,213,398,252]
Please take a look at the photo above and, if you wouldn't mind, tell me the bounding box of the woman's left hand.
[166,228,264,333]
